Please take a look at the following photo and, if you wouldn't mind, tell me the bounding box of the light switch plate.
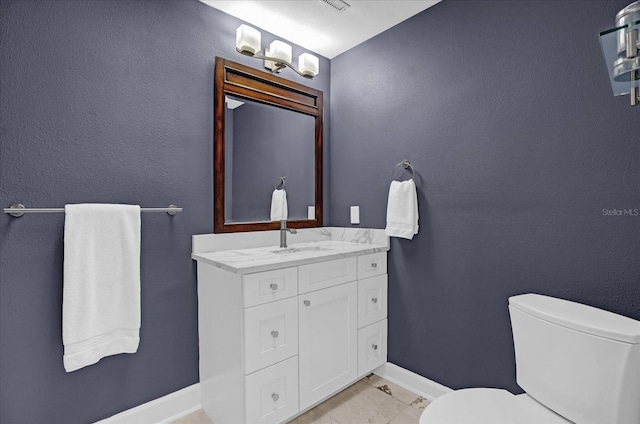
[350,206,360,224]
[308,206,315,219]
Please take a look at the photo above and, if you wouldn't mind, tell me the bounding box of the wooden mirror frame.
[214,57,323,233]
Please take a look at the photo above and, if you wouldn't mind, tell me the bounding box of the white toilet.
[420,293,640,424]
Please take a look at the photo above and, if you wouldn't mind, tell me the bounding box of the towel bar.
[3,204,183,217]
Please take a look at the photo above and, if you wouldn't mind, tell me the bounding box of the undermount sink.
[270,246,332,254]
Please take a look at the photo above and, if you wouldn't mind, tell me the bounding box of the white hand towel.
[63,204,141,372]
[270,189,288,221]
[385,179,419,239]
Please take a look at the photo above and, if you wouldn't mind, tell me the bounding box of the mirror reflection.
[224,95,315,223]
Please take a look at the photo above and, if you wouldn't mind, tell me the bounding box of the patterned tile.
[409,396,431,412]
[364,374,423,405]
[318,380,408,424]
[389,405,422,424]
[287,407,341,424]
[174,377,425,424]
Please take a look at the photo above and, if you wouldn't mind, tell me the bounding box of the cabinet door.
[298,281,358,410]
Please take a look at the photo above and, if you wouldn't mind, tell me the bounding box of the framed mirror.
[214,57,323,233]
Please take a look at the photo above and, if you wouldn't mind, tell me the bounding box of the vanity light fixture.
[599,1,640,106]
[235,24,320,79]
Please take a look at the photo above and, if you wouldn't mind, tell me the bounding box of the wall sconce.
[599,1,640,106]
[235,24,320,79]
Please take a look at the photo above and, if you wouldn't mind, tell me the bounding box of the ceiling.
[199,0,441,59]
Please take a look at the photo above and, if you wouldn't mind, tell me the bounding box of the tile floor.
[171,374,430,424]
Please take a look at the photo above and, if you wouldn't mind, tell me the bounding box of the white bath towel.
[385,180,419,239]
[63,204,141,372]
[270,189,288,221]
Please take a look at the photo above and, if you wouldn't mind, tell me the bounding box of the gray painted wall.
[0,1,329,422]
[330,0,640,393]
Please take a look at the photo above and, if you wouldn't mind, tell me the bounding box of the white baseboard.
[373,362,453,401]
[94,383,201,424]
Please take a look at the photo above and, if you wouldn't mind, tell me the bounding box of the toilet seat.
[419,388,571,424]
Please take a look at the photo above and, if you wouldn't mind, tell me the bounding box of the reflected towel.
[63,204,141,372]
[385,180,419,239]
[270,189,288,221]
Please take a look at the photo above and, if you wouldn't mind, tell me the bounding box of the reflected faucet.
[280,220,297,248]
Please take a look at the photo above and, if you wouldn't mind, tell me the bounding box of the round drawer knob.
[271,330,279,338]
[372,344,378,350]
[303,300,311,306]
[270,283,278,290]
[371,262,378,268]
[371,297,378,304]
[272,393,279,402]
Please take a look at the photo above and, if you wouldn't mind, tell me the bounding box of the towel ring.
[275,176,286,190]
[391,160,415,181]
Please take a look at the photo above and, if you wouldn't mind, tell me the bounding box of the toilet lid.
[419,388,571,424]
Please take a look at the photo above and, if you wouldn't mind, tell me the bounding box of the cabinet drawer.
[357,252,387,280]
[244,297,298,374]
[298,257,357,294]
[243,267,298,308]
[245,356,299,424]
[358,319,387,377]
[358,274,388,328]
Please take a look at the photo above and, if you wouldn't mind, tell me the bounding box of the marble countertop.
[191,240,389,274]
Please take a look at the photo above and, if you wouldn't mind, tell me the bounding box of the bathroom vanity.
[192,228,389,424]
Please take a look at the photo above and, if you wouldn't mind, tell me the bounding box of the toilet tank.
[509,294,640,424]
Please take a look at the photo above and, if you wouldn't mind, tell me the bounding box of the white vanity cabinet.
[195,247,388,424]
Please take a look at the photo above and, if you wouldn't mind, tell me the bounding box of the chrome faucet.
[280,220,297,248]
